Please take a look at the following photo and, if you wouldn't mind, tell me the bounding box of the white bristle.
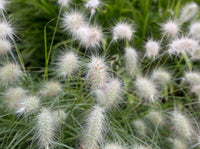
[40,81,62,97]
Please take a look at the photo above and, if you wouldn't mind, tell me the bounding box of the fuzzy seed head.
[151,69,171,85]
[189,22,200,40]
[76,25,103,48]
[184,71,200,86]
[180,2,199,23]
[36,108,58,148]
[146,110,164,126]
[133,119,146,136]
[62,11,85,34]
[113,22,134,41]
[85,0,100,9]
[53,109,67,124]
[4,87,27,111]
[135,77,158,103]
[168,37,199,55]
[58,0,70,7]
[95,78,122,108]
[0,39,11,55]
[87,56,108,89]
[0,21,14,39]
[173,138,187,149]
[0,63,23,85]
[190,47,200,60]
[0,0,6,11]
[124,47,138,76]
[57,51,79,78]
[162,20,179,36]
[191,85,200,97]
[83,105,105,149]
[17,96,40,115]
[145,40,160,59]
[171,111,193,139]
[41,81,62,97]
[104,143,125,149]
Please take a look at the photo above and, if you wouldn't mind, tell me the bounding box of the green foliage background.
[1,0,200,148]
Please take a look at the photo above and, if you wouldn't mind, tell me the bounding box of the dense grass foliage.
[1,0,200,149]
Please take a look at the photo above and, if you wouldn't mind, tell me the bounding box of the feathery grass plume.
[146,110,164,126]
[132,119,146,136]
[124,47,138,77]
[16,96,40,115]
[112,22,134,41]
[0,63,23,85]
[85,0,101,17]
[168,37,199,56]
[189,22,200,40]
[191,85,200,97]
[0,0,6,12]
[40,81,62,98]
[36,108,58,149]
[62,10,86,35]
[173,138,187,149]
[58,0,71,7]
[104,143,125,149]
[161,20,179,36]
[0,20,14,39]
[190,47,200,61]
[75,25,104,48]
[82,105,105,149]
[180,2,199,23]
[145,39,160,59]
[151,68,171,85]
[87,56,109,89]
[171,110,194,140]
[132,145,148,149]
[56,51,79,78]
[95,78,122,108]
[53,109,67,125]
[0,39,12,55]
[135,77,158,103]
[183,71,200,86]
[4,87,27,111]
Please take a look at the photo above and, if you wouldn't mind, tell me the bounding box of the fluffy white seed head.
[189,22,200,40]
[124,47,138,77]
[0,39,11,55]
[168,37,199,55]
[151,68,171,85]
[95,78,122,108]
[183,71,200,86]
[40,81,62,97]
[113,22,134,41]
[0,63,23,85]
[75,25,103,48]
[58,0,70,7]
[145,40,160,59]
[104,143,125,149]
[0,21,14,39]
[191,85,200,97]
[135,77,158,103]
[87,56,108,89]
[180,2,199,23]
[4,87,27,111]
[85,0,100,9]
[0,0,6,12]
[162,20,179,36]
[62,11,86,34]
[53,109,67,124]
[146,110,164,126]
[56,51,79,78]
[190,47,200,60]
[36,108,58,149]
[171,110,193,139]
[83,105,105,149]
[173,138,187,149]
[132,119,146,136]
[16,96,40,115]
